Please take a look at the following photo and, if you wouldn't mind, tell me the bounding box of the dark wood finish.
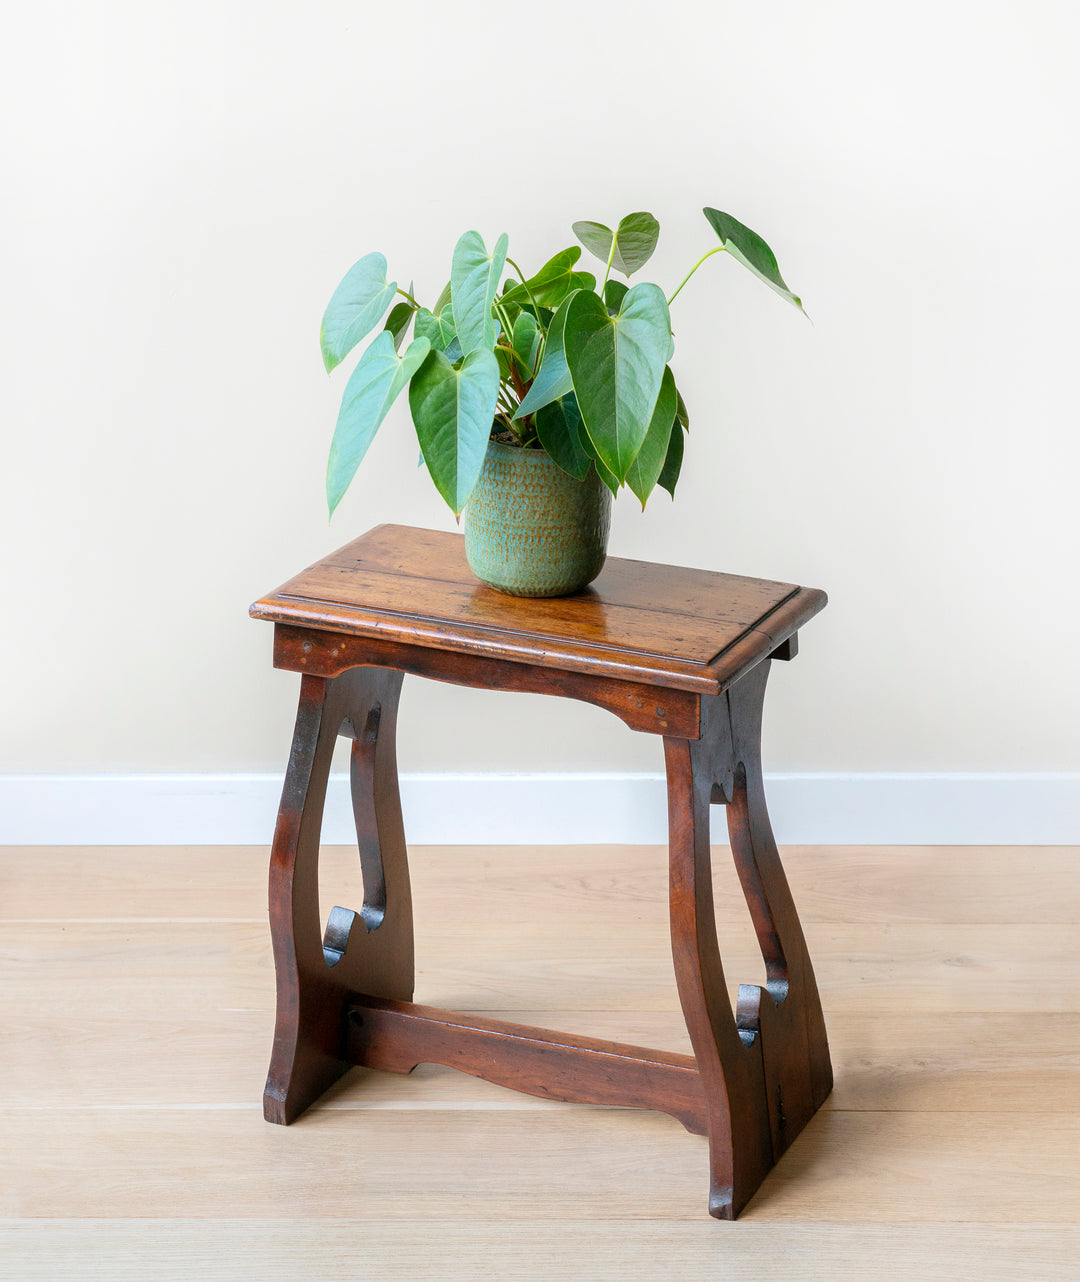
[253,524,831,1219]
[769,633,798,662]
[251,524,826,695]
[664,660,832,1220]
[272,622,702,738]
[264,665,413,1124]
[345,996,708,1136]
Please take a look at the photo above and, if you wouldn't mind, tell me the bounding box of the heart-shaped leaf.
[625,366,678,507]
[703,208,805,313]
[320,253,398,373]
[572,212,660,276]
[534,392,592,481]
[572,221,613,264]
[409,348,500,515]
[500,247,596,310]
[512,291,578,420]
[658,409,685,497]
[326,332,431,517]
[610,212,660,275]
[563,282,671,482]
[451,230,509,355]
[415,306,457,353]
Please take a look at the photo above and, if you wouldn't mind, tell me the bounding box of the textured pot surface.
[464,440,612,597]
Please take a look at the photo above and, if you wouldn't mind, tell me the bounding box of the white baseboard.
[1,771,1078,845]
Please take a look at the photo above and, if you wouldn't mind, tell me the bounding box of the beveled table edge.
[249,584,827,695]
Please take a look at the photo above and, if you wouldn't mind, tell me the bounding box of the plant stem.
[666,246,726,306]
[600,234,618,294]
[506,353,529,403]
[506,256,544,329]
[395,288,422,309]
[493,299,514,347]
[499,342,542,383]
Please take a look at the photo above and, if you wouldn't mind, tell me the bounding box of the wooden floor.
[1,843,1078,1279]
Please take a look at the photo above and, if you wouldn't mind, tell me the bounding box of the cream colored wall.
[2,1,1077,777]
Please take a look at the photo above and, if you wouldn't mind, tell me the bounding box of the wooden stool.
[250,524,832,1219]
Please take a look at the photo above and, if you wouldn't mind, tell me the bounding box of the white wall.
[2,1,1077,785]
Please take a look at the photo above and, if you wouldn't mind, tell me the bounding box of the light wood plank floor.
[1,844,1078,1279]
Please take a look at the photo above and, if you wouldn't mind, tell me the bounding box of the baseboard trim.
[1,771,1078,845]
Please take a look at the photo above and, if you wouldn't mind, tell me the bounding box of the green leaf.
[603,279,628,313]
[572,221,613,266]
[572,212,660,276]
[511,310,540,374]
[320,252,398,373]
[432,279,453,316]
[326,332,431,517]
[579,428,620,494]
[512,291,578,420]
[625,366,677,507]
[702,208,805,312]
[534,392,592,481]
[415,306,456,353]
[612,212,660,275]
[451,230,509,355]
[675,386,689,431]
[383,301,415,352]
[409,348,500,515]
[563,282,672,482]
[497,293,523,335]
[500,247,596,310]
[452,317,495,369]
[657,408,685,497]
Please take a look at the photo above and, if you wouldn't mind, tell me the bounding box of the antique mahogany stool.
[250,523,832,1220]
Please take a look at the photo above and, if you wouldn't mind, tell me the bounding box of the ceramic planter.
[464,440,612,597]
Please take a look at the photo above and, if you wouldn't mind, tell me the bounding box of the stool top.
[251,524,826,694]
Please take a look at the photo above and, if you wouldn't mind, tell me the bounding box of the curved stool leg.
[665,734,773,1220]
[665,661,832,1219]
[264,666,413,1124]
[726,661,832,1152]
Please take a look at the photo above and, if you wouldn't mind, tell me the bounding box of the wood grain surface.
[250,524,827,693]
[3,843,1079,1275]
[1,1221,1075,1282]
[4,844,1076,924]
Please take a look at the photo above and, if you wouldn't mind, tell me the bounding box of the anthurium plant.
[321,207,804,518]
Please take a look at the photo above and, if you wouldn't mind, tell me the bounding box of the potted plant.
[321,207,804,597]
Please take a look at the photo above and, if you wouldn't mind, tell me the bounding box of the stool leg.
[725,662,833,1138]
[665,735,773,1220]
[665,661,832,1219]
[264,666,413,1124]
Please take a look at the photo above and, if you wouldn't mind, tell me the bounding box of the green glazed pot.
[464,440,612,598]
